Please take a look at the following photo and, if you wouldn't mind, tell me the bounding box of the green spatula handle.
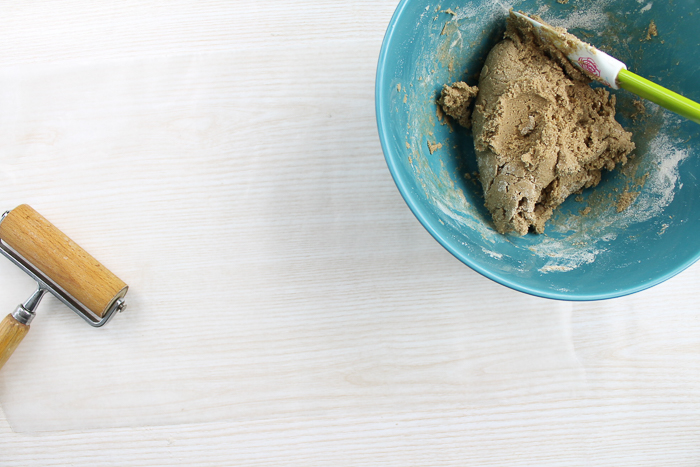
[617,69,700,125]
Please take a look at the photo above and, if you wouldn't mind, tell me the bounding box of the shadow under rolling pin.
[0,204,128,370]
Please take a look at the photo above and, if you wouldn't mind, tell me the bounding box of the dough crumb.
[580,206,592,216]
[631,99,647,119]
[556,0,569,4]
[438,82,479,128]
[617,191,640,212]
[644,20,658,41]
[427,140,443,154]
[466,11,634,235]
[436,104,445,122]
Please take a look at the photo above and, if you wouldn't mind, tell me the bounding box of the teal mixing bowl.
[376,0,700,300]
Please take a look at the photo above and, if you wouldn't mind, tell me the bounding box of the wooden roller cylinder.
[0,204,128,317]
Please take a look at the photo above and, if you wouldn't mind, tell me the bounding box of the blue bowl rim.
[374,0,700,301]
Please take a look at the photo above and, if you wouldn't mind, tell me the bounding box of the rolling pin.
[0,204,128,370]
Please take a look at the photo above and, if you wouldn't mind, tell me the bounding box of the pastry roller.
[0,204,128,370]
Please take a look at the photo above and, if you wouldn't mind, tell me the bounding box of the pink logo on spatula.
[577,57,600,77]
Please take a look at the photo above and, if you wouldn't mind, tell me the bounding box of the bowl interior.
[377,0,700,299]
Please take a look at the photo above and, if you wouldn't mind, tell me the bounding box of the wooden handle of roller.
[0,314,30,370]
[0,205,128,317]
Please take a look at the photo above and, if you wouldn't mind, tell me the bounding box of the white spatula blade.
[511,10,627,89]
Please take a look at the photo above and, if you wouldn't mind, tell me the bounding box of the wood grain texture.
[0,204,127,316]
[0,314,29,370]
[0,1,698,466]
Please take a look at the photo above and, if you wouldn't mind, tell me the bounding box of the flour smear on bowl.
[534,127,689,273]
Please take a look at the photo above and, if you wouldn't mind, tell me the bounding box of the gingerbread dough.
[441,13,635,235]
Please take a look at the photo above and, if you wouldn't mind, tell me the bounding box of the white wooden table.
[1,2,699,465]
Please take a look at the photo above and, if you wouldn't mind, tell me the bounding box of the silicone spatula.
[511,10,700,125]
